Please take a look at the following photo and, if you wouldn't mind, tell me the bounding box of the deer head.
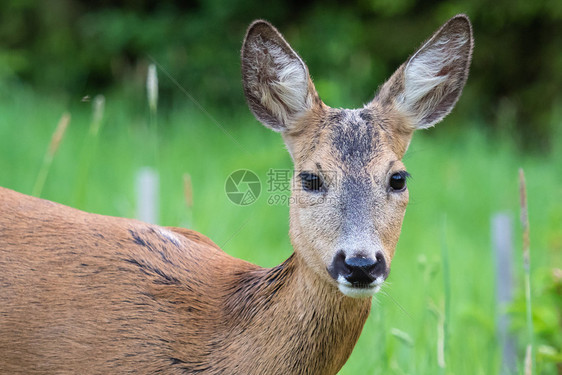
[241,15,473,298]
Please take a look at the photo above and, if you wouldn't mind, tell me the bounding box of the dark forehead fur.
[286,103,413,166]
[328,108,383,170]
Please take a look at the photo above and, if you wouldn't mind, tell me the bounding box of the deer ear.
[241,20,318,132]
[374,15,473,129]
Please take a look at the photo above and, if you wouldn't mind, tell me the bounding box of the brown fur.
[0,15,472,374]
[0,187,369,374]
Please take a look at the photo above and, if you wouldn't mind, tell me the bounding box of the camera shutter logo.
[225,170,261,206]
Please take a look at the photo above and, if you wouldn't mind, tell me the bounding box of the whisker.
[380,288,414,321]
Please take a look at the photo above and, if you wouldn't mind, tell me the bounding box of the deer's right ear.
[241,20,319,132]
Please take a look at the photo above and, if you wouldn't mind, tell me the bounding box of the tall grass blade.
[390,328,414,347]
[183,173,193,208]
[524,344,533,375]
[439,215,450,374]
[74,95,105,207]
[91,95,105,136]
[437,311,446,372]
[182,173,194,228]
[147,64,158,114]
[427,300,446,373]
[519,168,534,374]
[32,112,71,197]
[147,64,159,167]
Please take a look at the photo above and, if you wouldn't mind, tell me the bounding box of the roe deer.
[0,15,473,374]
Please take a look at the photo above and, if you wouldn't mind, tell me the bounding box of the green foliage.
[1,0,561,148]
[510,268,562,374]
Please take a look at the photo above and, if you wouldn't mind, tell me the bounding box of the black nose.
[330,251,386,286]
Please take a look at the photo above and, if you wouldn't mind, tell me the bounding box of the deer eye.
[389,171,409,192]
[299,172,324,193]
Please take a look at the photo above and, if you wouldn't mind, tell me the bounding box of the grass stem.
[439,215,450,374]
[519,168,534,374]
[147,64,159,168]
[74,95,105,207]
[32,112,70,197]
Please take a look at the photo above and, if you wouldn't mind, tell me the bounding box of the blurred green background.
[1,0,562,148]
[0,0,561,374]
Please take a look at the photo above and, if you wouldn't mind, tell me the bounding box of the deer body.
[0,187,367,373]
[0,16,472,374]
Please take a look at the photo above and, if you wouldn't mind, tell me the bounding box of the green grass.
[0,87,560,374]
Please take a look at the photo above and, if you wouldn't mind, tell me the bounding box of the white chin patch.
[338,283,381,299]
[336,275,384,298]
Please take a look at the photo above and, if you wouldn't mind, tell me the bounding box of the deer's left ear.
[372,15,473,129]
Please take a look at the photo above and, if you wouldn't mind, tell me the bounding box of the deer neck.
[220,253,371,374]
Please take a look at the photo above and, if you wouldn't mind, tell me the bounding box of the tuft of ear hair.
[374,15,474,129]
[241,20,319,132]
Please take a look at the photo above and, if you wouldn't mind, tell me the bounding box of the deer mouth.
[333,274,386,299]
